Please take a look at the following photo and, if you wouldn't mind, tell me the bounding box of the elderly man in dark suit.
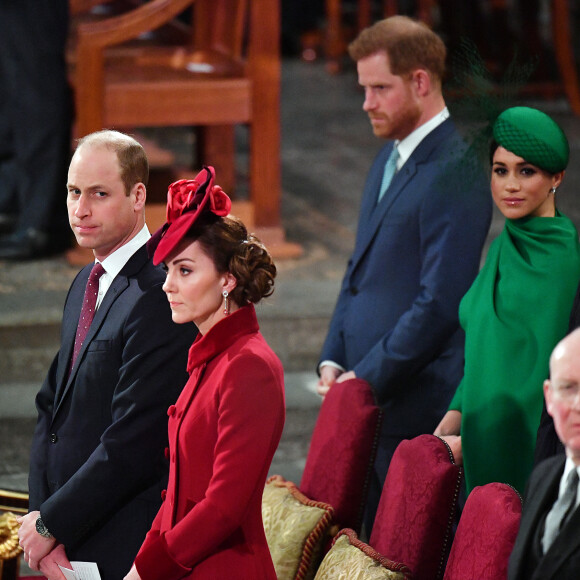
[17,130,196,579]
[317,16,492,532]
[508,327,580,580]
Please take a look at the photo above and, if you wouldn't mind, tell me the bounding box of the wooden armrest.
[69,0,122,17]
[0,490,29,516]
[76,0,193,48]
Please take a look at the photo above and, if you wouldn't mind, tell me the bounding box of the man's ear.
[544,379,554,416]
[132,182,147,211]
[411,69,431,97]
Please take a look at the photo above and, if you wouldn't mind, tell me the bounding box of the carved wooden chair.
[70,0,297,255]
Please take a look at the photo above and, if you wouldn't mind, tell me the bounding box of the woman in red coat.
[124,167,285,579]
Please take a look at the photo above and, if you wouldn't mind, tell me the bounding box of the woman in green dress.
[435,106,580,495]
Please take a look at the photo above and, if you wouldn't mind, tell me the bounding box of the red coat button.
[161,489,167,501]
[164,447,170,459]
[167,405,176,417]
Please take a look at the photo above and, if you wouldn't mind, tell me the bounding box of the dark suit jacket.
[28,244,196,580]
[320,118,491,441]
[535,283,580,464]
[508,455,580,580]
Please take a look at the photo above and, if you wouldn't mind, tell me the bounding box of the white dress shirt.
[93,225,151,310]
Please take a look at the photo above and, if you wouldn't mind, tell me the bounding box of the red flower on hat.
[165,175,231,223]
[166,179,202,223]
[208,185,231,216]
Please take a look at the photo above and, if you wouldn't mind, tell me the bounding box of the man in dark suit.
[534,285,580,463]
[317,16,491,531]
[17,131,196,579]
[509,327,580,580]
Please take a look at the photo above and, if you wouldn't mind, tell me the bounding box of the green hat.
[492,106,569,173]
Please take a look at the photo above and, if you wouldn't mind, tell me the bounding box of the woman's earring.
[549,186,557,195]
[222,290,229,315]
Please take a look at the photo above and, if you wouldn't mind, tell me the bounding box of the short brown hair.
[348,16,446,84]
[76,130,149,194]
[185,214,276,306]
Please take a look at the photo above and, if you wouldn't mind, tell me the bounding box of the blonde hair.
[76,130,149,194]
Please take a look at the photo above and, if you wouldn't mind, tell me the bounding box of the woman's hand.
[439,435,463,465]
[433,410,462,437]
[434,410,463,465]
[124,564,142,580]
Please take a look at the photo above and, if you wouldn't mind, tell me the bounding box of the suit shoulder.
[133,257,166,285]
[526,455,564,497]
[227,334,283,379]
[531,455,564,479]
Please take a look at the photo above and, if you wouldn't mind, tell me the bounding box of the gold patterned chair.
[262,379,383,579]
[0,490,28,580]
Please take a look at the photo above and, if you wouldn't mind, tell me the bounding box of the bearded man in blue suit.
[317,16,492,532]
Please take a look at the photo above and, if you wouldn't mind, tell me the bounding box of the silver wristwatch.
[35,516,54,539]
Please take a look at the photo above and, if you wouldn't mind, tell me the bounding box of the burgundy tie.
[71,262,105,369]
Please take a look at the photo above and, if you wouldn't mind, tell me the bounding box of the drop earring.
[549,186,557,195]
[222,290,229,315]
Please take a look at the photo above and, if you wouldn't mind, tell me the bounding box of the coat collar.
[186,304,259,373]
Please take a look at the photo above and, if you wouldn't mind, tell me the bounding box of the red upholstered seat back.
[443,482,522,580]
[300,378,382,533]
[370,434,463,580]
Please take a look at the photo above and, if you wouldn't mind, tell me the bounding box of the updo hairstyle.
[185,213,276,306]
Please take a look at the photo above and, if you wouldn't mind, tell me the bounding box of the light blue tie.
[378,145,399,203]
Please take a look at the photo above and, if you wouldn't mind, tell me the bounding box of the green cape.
[449,211,580,494]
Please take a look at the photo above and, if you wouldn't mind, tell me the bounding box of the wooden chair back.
[70,0,288,247]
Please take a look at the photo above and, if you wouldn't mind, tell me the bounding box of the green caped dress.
[448,211,580,495]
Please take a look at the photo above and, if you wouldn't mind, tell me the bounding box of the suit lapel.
[533,464,580,579]
[53,247,149,419]
[358,145,392,229]
[510,459,561,580]
[350,118,456,275]
[53,265,91,404]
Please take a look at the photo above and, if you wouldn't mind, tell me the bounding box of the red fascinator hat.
[151,166,231,265]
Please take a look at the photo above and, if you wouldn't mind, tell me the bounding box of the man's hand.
[124,563,142,580]
[317,367,357,397]
[317,365,342,397]
[38,543,70,580]
[336,370,356,383]
[17,510,57,571]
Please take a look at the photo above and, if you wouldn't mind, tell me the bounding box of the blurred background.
[2,0,580,510]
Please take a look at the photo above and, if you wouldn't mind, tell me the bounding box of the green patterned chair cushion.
[263,475,336,580]
[314,529,413,580]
